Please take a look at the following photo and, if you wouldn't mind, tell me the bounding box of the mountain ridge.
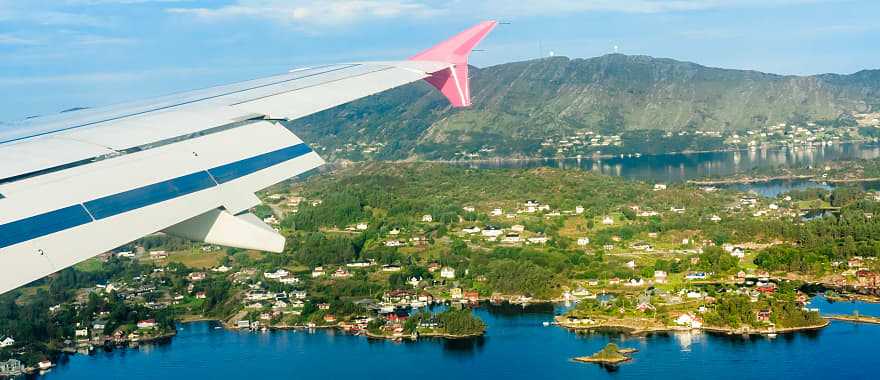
[288,54,880,160]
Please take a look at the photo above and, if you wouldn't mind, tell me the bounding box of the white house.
[625,260,636,269]
[577,237,591,246]
[602,216,614,225]
[264,269,290,280]
[440,267,456,279]
[481,226,503,238]
[501,233,521,243]
[385,240,403,247]
[463,206,476,212]
[527,236,549,244]
[462,226,481,234]
[0,337,14,348]
[675,313,703,329]
[510,224,525,232]
[710,215,722,222]
[136,319,157,329]
[575,206,585,214]
[491,208,503,216]
[653,184,667,191]
[356,223,368,230]
[421,214,433,222]
[311,267,325,278]
[654,271,668,284]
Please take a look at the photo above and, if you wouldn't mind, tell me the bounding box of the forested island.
[3,160,880,373]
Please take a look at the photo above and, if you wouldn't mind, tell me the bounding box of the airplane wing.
[0,21,497,294]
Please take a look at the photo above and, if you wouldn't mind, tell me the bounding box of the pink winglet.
[410,20,498,107]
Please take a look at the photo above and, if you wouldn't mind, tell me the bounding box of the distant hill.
[287,54,880,160]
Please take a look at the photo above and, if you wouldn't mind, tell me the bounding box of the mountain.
[287,54,880,160]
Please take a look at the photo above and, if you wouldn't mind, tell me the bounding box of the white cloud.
[164,0,846,27]
[166,0,444,27]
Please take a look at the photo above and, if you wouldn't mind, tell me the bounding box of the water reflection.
[462,143,880,183]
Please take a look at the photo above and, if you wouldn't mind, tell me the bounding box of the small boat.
[767,333,777,338]
[542,321,551,327]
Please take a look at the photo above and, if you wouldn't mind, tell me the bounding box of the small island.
[366,309,486,341]
[573,343,636,365]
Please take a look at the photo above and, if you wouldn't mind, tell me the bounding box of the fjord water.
[463,142,880,184]
[46,301,880,379]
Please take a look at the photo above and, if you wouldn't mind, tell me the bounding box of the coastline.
[555,315,830,336]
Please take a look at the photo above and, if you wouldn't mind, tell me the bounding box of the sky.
[0,0,878,121]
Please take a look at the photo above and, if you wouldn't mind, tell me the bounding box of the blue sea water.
[44,301,880,379]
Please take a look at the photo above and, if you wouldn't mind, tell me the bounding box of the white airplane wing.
[0,21,497,294]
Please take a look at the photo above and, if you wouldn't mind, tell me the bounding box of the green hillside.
[288,54,880,160]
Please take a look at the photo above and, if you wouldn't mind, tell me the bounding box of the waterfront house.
[38,360,54,370]
[236,320,251,329]
[137,319,157,329]
[450,288,463,299]
[463,291,480,304]
[675,313,703,329]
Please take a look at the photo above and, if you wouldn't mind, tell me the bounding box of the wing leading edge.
[0,21,498,294]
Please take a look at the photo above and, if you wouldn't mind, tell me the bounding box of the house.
[188,272,206,282]
[0,359,23,377]
[195,291,207,299]
[756,309,772,322]
[317,303,331,310]
[710,215,722,222]
[730,247,745,259]
[311,267,325,278]
[501,233,521,243]
[236,320,251,329]
[654,271,668,284]
[449,288,463,299]
[527,236,549,244]
[0,337,14,348]
[608,277,621,285]
[575,206,585,214]
[602,216,614,225]
[291,290,307,299]
[462,226,481,234]
[37,360,53,370]
[382,264,402,272]
[577,237,590,246]
[427,263,442,272]
[481,226,503,237]
[264,269,290,280]
[653,184,667,191]
[279,277,301,285]
[137,319,158,329]
[625,278,645,287]
[75,328,89,337]
[463,291,480,303]
[323,314,337,323]
[212,265,231,273]
[385,240,403,247]
[388,228,400,236]
[440,267,456,279]
[625,260,636,269]
[92,320,107,331]
[491,208,503,216]
[510,224,525,232]
[347,261,373,268]
[675,313,703,329]
[848,257,864,268]
[356,223,368,230]
[686,272,708,281]
[332,268,352,278]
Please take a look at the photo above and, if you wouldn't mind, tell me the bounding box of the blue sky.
[1,0,878,121]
